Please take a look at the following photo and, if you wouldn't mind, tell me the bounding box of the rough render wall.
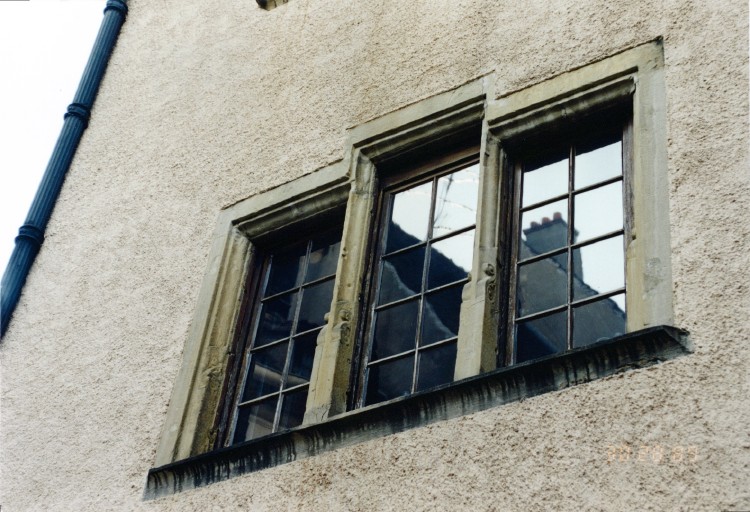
[1,0,748,510]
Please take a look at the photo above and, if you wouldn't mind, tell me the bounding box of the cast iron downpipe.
[0,0,128,337]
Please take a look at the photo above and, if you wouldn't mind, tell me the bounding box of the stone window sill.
[145,325,689,500]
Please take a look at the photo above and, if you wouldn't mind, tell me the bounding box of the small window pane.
[520,200,568,259]
[265,244,307,296]
[306,232,341,283]
[416,342,457,392]
[288,331,318,387]
[522,156,568,207]
[278,388,308,431]
[432,165,479,238]
[516,255,568,317]
[296,278,335,334]
[365,355,414,405]
[427,230,474,290]
[371,300,419,361]
[575,141,622,190]
[420,285,462,346]
[233,398,277,443]
[573,181,623,243]
[254,292,297,347]
[516,311,567,363]
[378,246,425,305]
[386,182,432,253]
[572,294,626,348]
[572,235,625,300]
[241,342,288,401]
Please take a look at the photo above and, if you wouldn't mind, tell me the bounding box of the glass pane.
[296,278,334,333]
[420,285,462,346]
[365,355,414,405]
[573,181,623,243]
[416,342,457,392]
[427,230,474,289]
[371,299,419,361]
[241,342,288,401]
[279,387,308,431]
[516,255,568,317]
[265,243,307,296]
[288,331,318,387]
[515,310,567,363]
[378,246,425,305]
[575,141,622,190]
[432,165,479,238]
[306,231,341,283]
[573,235,625,300]
[572,294,626,348]
[519,199,568,259]
[385,181,432,253]
[254,292,297,347]
[233,398,277,443]
[522,155,568,207]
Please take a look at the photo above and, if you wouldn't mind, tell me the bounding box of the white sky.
[0,0,104,274]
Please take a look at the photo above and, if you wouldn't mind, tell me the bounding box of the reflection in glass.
[378,247,425,305]
[288,331,317,386]
[371,300,419,360]
[515,311,567,363]
[279,388,308,431]
[573,235,625,300]
[233,398,276,443]
[366,356,414,405]
[427,230,474,289]
[296,278,335,333]
[520,200,568,259]
[433,165,479,238]
[517,256,568,317]
[265,244,306,297]
[254,293,297,346]
[241,342,289,401]
[522,157,568,207]
[386,182,432,253]
[306,234,341,283]
[416,342,457,391]
[575,141,622,190]
[420,285,462,346]
[572,294,626,348]
[573,182,623,242]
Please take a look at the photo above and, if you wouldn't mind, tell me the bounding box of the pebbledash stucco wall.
[1,0,749,510]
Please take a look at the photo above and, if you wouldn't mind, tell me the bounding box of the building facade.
[1,0,749,510]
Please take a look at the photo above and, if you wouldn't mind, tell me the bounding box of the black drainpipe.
[0,0,128,338]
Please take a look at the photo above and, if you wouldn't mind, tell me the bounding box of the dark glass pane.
[420,285,462,346]
[306,230,341,283]
[520,199,568,259]
[515,310,567,363]
[516,255,568,317]
[241,342,288,401]
[279,387,308,431]
[365,355,414,405]
[522,155,568,207]
[371,299,419,361]
[296,278,334,334]
[254,292,297,347]
[288,331,318,387]
[575,141,622,190]
[265,243,307,296]
[573,235,625,300]
[432,165,479,238]
[427,230,474,290]
[385,181,432,253]
[233,397,277,443]
[572,294,626,348]
[416,341,457,392]
[573,181,623,243]
[378,246,425,305]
